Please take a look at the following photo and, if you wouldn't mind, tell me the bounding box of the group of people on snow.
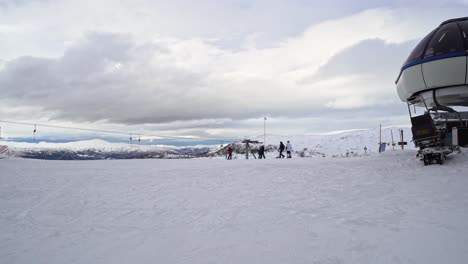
[277,141,293,159]
[226,141,293,160]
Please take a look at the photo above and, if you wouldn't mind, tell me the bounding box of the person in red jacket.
[227,145,233,160]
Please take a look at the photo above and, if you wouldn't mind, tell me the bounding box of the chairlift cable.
[0,119,239,143]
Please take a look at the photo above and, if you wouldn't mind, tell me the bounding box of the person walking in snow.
[258,145,266,159]
[278,141,285,158]
[227,145,233,160]
[286,140,293,158]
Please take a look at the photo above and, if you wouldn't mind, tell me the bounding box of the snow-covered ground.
[1,150,468,264]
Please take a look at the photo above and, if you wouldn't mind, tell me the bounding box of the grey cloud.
[0,32,415,129]
[0,33,260,124]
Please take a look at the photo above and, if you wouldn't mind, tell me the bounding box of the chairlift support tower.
[242,139,260,159]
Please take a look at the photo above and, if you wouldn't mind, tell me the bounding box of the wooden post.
[246,142,249,160]
[396,129,407,150]
[400,130,404,150]
[391,129,395,151]
[379,124,382,153]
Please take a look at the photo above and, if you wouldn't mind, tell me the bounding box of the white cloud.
[1,3,468,137]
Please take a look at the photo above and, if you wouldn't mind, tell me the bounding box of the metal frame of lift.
[407,94,468,165]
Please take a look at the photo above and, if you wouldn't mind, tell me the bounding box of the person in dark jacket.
[227,145,233,160]
[278,141,285,158]
[258,145,266,159]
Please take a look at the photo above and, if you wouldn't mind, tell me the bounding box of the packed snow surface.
[1,151,468,263]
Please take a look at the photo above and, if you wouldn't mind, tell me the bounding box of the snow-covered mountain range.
[0,139,213,160]
[0,126,415,159]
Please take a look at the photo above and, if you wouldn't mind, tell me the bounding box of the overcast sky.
[1,0,468,141]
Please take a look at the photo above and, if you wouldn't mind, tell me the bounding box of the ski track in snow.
[1,151,468,264]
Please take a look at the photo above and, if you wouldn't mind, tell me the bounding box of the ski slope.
[1,151,468,264]
[252,127,415,157]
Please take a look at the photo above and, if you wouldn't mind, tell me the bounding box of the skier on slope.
[286,140,293,158]
[278,141,285,158]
